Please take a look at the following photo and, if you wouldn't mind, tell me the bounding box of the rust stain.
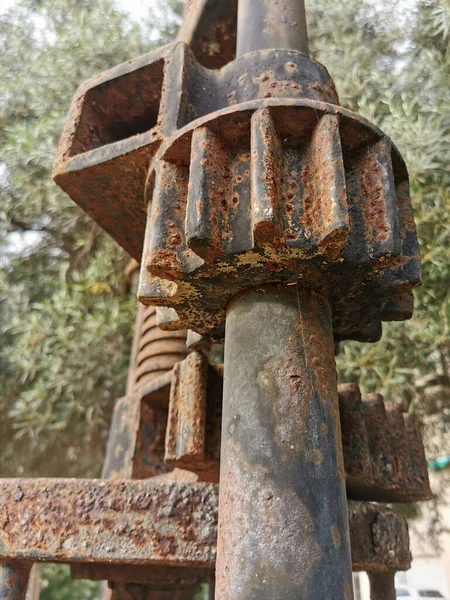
[331,525,341,549]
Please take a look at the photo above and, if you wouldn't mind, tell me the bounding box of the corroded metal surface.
[102,393,172,480]
[163,351,430,501]
[368,572,396,600]
[339,383,431,502]
[216,287,353,599]
[349,502,411,573]
[138,95,418,341]
[0,479,218,567]
[165,352,222,482]
[103,299,190,480]
[0,478,410,574]
[53,43,174,260]
[53,43,419,348]
[128,305,188,394]
[0,562,31,600]
[49,0,424,596]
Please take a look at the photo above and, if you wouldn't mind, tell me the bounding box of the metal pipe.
[368,572,396,600]
[216,286,353,599]
[236,0,309,57]
[26,565,41,600]
[0,562,31,600]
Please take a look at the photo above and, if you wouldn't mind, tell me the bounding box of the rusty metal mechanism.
[164,353,430,502]
[0,1,429,599]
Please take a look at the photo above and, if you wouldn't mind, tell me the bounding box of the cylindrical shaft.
[236,0,309,57]
[368,572,396,600]
[216,287,353,599]
[0,562,31,600]
[26,564,41,600]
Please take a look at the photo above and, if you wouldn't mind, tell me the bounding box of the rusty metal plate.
[349,501,411,573]
[164,354,430,502]
[165,353,222,482]
[0,478,410,573]
[0,479,218,567]
[53,43,175,260]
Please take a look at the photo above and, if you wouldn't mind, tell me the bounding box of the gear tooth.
[344,137,400,265]
[147,159,202,278]
[137,264,178,304]
[281,113,349,255]
[336,319,383,343]
[156,306,183,330]
[186,127,231,259]
[376,256,422,290]
[381,291,414,322]
[403,414,429,493]
[385,404,410,488]
[338,382,362,403]
[251,108,284,245]
[338,383,374,486]
[307,114,349,255]
[395,176,419,260]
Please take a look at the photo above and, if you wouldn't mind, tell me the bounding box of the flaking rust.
[0,478,411,573]
[0,479,219,567]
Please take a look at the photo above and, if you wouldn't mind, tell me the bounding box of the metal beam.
[0,479,410,574]
[0,479,218,567]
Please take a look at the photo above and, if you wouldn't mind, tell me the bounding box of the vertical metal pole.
[0,562,32,600]
[368,572,396,600]
[25,565,40,600]
[216,287,353,599]
[236,0,309,57]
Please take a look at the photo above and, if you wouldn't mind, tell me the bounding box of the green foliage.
[40,564,99,600]
[0,0,181,477]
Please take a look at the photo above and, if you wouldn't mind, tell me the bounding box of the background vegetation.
[0,0,448,597]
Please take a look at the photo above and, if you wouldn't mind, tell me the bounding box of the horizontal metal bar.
[0,479,410,573]
[0,479,218,567]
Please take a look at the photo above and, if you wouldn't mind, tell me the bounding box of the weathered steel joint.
[134,43,419,344]
[164,352,431,502]
[52,37,419,345]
